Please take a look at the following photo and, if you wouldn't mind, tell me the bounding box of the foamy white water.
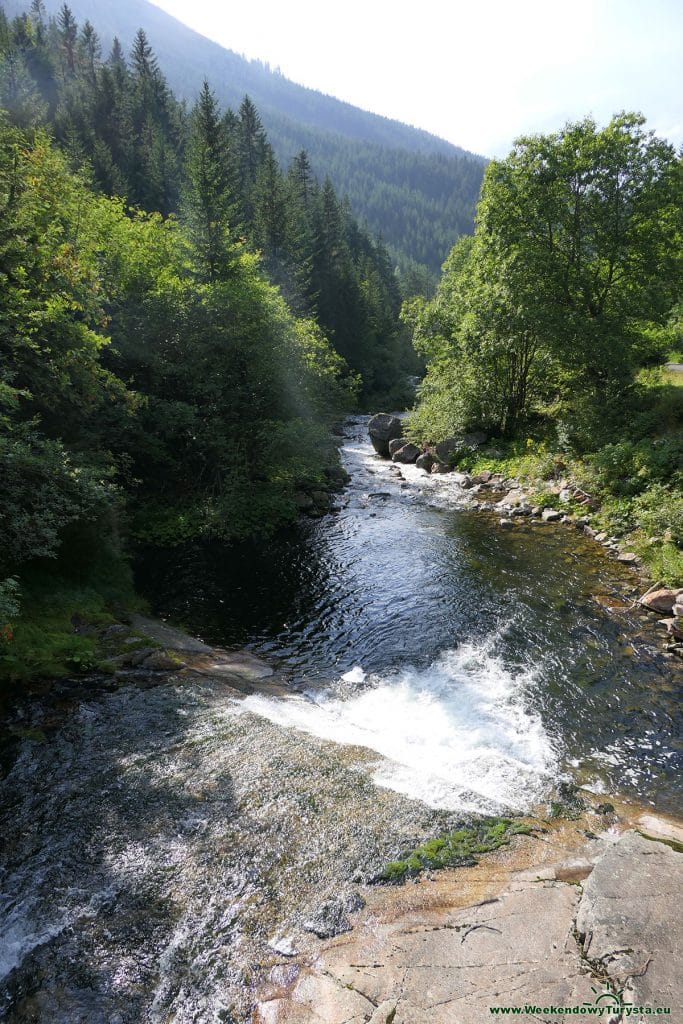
[241,642,558,813]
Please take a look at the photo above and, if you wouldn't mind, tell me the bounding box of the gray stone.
[499,518,514,530]
[451,472,473,488]
[141,651,182,672]
[268,936,299,957]
[616,551,639,565]
[294,491,314,511]
[497,488,527,507]
[388,437,406,455]
[430,460,451,474]
[311,490,331,509]
[435,431,487,464]
[392,443,421,464]
[303,897,354,938]
[368,413,403,456]
[415,452,434,473]
[542,508,562,522]
[576,832,683,1009]
[129,614,214,654]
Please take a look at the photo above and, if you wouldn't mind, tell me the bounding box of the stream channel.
[1,416,681,1022]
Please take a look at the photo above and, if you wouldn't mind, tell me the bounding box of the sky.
[149,0,682,157]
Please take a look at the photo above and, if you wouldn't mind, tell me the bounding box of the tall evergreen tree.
[183,79,235,280]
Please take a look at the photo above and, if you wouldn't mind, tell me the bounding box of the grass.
[380,818,534,883]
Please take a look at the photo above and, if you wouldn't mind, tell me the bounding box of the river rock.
[616,551,639,564]
[471,470,492,484]
[415,452,434,473]
[673,603,683,618]
[576,832,683,1010]
[452,471,473,488]
[388,437,406,455]
[640,587,683,614]
[324,465,351,490]
[141,651,182,672]
[430,460,451,474]
[268,936,299,957]
[294,491,314,511]
[368,413,403,456]
[392,442,420,464]
[499,518,514,530]
[497,488,527,508]
[542,508,562,522]
[303,897,354,938]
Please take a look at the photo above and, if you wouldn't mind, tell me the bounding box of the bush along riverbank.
[368,413,683,659]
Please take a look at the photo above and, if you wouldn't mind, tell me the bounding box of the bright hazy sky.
[150,0,682,157]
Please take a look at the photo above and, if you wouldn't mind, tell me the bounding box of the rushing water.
[1,416,681,1022]
[139,417,683,813]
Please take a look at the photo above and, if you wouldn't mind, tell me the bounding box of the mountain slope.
[4,0,487,271]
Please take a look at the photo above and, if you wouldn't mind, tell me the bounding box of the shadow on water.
[0,684,247,1023]
[1,671,480,1023]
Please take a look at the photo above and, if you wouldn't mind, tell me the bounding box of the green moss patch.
[380,818,534,883]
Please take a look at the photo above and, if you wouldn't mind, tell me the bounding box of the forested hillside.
[0,1,418,677]
[2,0,486,274]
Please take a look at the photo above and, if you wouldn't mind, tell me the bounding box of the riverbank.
[255,807,683,1024]
[371,414,683,662]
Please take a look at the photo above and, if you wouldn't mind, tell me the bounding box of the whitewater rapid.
[240,637,558,814]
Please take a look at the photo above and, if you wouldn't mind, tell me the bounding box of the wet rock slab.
[257,830,683,1023]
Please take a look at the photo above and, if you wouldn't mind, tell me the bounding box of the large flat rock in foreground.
[257,830,683,1023]
[576,831,682,1010]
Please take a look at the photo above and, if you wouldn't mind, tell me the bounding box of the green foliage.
[632,484,683,546]
[0,576,20,626]
[0,5,410,401]
[381,818,533,883]
[407,113,682,438]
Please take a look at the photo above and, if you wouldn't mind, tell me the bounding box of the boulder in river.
[368,413,403,456]
[416,452,434,473]
[392,442,421,464]
[430,460,451,474]
[388,437,406,456]
[497,488,527,508]
[452,472,473,489]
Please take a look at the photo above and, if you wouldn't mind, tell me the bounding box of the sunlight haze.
[149,0,682,156]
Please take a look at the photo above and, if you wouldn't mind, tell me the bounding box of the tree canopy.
[408,114,682,440]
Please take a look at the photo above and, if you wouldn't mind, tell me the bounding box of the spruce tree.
[183,79,236,280]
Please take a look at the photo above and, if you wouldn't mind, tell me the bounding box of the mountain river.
[0,416,680,1022]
